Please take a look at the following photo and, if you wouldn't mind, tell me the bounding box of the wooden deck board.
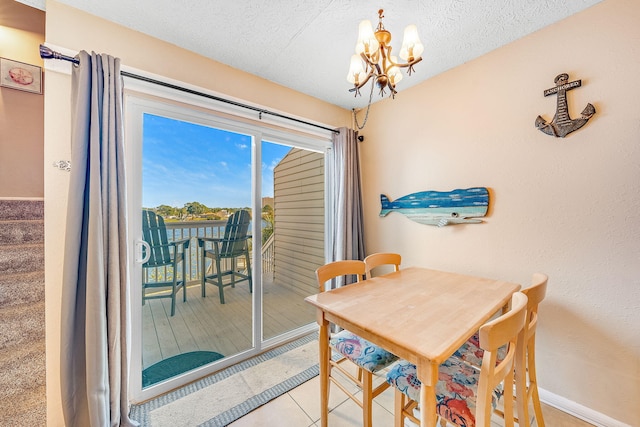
[142,276,315,369]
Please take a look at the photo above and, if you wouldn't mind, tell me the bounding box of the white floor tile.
[227,393,314,427]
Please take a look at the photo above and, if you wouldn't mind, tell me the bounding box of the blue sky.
[142,114,292,209]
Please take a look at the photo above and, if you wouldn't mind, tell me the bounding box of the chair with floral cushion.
[386,291,528,427]
[316,260,399,427]
[363,252,401,279]
[452,273,548,426]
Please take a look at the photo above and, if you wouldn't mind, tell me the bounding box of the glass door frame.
[124,78,333,403]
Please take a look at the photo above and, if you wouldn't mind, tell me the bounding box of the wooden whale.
[380,187,489,227]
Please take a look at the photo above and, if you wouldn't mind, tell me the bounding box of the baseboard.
[0,197,44,201]
[539,387,631,427]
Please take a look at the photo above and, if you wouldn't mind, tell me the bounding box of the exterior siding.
[273,148,324,295]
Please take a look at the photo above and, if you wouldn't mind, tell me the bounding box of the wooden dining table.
[304,266,521,427]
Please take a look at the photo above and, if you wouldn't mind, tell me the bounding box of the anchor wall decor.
[535,73,595,138]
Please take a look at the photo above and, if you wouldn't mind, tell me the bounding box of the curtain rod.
[39,45,340,135]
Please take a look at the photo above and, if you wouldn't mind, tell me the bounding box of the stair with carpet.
[0,200,46,426]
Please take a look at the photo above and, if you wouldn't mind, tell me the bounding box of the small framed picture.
[0,57,42,94]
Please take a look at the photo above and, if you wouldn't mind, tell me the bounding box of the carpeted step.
[0,199,45,427]
[0,199,43,221]
[0,338,46,426]
[0,243,44,275]
[0,271,45,309]
[0,301,46,426]
[0,300,45,352]
[0,219,44,246]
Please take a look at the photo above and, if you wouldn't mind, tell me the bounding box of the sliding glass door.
[261,141,324,340]
[139,112,254,388]
[126,91,330,402]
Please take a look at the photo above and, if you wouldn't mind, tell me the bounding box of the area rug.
[142,351,225,388]
[130,333,320,426]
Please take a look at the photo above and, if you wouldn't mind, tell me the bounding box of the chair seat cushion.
[330,330,398,373]
[386,358,503,427]
[452,333,507,368]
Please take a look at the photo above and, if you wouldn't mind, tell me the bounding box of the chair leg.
[531,385,545,427]
[181,255,187,303]
[216,256,225,304]
[245,250,252,293]
[503,368,516,427]
[515,338,529,426]
[528,341,545,427]
[230,258,236,288]
[170,282,176,317]
[394,389,405,427]
[201,250,207,298]
[362,371,373,427]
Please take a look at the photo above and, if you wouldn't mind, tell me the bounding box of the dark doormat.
[143,351,225,387]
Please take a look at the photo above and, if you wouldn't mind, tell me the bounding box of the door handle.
[136,239,151,264]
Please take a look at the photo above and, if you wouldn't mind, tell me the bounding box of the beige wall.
[0,0,45,198]
[43,1,350,425]
[361,1,639,425]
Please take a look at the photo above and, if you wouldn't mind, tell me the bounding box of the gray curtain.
[60,51,137,427]
[331,127,366,273]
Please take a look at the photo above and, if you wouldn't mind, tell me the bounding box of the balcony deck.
[142,275,316,369]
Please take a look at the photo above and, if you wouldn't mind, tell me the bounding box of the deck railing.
[166,220,227,284]
[143,219,275,286]
[261,233,275,279]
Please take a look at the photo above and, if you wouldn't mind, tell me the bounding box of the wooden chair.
[453,274,548,426]
[316,260,398,427]
[386,291,528,427]
[141,209,190,316]
[364,252,401,279]
[513,273,548,427]
[198,210,252,304]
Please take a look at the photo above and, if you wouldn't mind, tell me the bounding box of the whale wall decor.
[380,187,489,227]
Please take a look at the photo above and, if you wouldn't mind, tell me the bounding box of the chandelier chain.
[353,79,375,130]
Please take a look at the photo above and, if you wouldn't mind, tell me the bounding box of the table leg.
[318,312,330,427]
[418,361,438,427]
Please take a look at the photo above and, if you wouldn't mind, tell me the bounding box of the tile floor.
[228,366,596,427]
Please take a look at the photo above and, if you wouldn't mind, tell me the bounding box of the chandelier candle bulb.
[399,24,424,63]
[388,57,403,86]
[347,54,367,85]
[356,20,379,57]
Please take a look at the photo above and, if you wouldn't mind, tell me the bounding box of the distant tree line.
[148,202,251,221]
[146,203,275,243]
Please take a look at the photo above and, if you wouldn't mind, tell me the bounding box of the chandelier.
[347,9,424,99]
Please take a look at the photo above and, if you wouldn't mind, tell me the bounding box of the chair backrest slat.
[479,292,528,358]
[316,260,365,292]
[220,210,251,256]
[142,209,172,266]
[523,273,548,338]
[364,252,401,279]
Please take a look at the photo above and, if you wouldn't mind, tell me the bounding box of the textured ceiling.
[27,0,601,110]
